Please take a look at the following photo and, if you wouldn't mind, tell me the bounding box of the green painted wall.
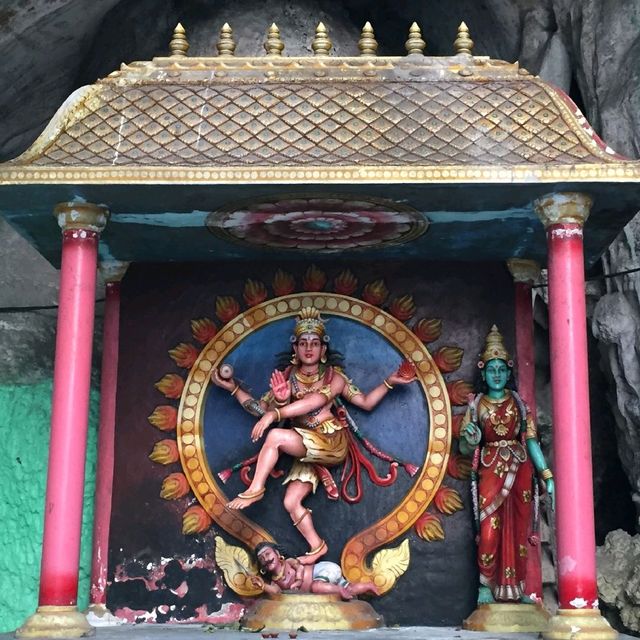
[0,380,99,633]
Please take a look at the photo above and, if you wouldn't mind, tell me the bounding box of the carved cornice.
[534,193,593,229]
[54,202,109,233]
[506,258,541,284]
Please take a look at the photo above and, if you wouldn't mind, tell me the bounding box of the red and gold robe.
[470,391,536,601]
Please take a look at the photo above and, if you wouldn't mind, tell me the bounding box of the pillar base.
[463,602,551,632]
[241,593,383,631]
[543,608,618,640]
[85,603,125,627]
[16,606,95,638]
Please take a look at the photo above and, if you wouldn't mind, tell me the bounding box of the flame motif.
[215,296,241,323]
[413,318,443,343]
[433,346,464,373]
[243,279,268,307]
[272,269,295,296]
[191,318,218,344]
[447,380,474,406]
[169,343,199,369]
[414,512,445,541]
[160,472,190,499]
[155,374,185,399]
[434,486,464,515]
[302,265,327,292]
[389,294,417,321]
[148,405,178,432]
[397,360,417,379]
[333,269,358,295]
[447,454,472,480]
[452,413,464,438]
[149,439,179,465]
[182,505,212,535]
[361,279,388,306]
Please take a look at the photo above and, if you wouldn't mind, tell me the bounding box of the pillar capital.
[534,192,592,229]
[99,260,130,284]
[506,258,541,284]
[54,202,109,234]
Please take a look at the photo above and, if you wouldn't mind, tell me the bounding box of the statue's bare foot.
[226,487,265,510]
[340,585,354,600]
[350,582,380,597]
[297,539,327,565]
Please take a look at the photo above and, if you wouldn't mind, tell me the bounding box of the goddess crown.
[478,324,511,367]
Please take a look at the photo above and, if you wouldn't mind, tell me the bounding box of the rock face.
[597,530,640,633]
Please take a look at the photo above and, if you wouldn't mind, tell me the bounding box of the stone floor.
[1,627,636,640]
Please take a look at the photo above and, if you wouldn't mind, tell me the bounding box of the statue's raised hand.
[270,369,291,404]
[211,368,236,392]
[386,360,417,386]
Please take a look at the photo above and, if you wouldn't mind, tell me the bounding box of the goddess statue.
[212,307,416,564]
[459,325,554,604]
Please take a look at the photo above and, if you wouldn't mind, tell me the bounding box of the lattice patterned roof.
[2,53,639,185]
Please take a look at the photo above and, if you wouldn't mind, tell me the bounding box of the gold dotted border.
[1,162,639,186]
[177,293,451,573]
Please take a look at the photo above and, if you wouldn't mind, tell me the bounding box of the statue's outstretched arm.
[344,365,417,411]
[211,368,268,416]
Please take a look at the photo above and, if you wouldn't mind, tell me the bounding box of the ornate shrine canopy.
[1,24,640,266]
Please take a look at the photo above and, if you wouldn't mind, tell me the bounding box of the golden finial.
[454,21,474,55]
[358,21,378,56]
[264,23,285,56]
[312,22,332,55]
[405,22,426,55]
[217,23,236,56]
[169,23,189,57]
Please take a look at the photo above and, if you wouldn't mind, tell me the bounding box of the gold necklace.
[295,368,321,385]
[271,563,286,582]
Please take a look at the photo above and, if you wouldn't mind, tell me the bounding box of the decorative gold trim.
[176,293,451,586]
[2,163,639,186]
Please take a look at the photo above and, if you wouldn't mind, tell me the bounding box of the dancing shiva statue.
[211,307,417,564]
[459,325,555,605]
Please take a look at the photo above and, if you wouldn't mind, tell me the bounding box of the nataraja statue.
[459,325,555,604]
[211,306,417,564]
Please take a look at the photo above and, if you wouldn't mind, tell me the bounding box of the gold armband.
[383,379,394,390]
[274,398,288,407]
[541,468,553,481]
[230,384,240,397]
[274,407,282,422]
[318,384,332,401]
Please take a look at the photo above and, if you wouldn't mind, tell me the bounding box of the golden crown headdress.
[478,324,512,368]
[293,306,329,341]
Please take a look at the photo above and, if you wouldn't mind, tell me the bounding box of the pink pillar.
[536,193,615,640]
[507,258,542,599]
[89,262,128,614]
[507,259,540,419]
[17,203,108,639]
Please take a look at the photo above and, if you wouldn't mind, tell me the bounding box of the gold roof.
[2,51,639,185]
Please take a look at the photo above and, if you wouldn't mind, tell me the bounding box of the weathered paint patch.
[111,211,210,227]
[550,227,583,239]
[570,597,589,608]
[559,555,578,575]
